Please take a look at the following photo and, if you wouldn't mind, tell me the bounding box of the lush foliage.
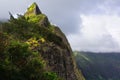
[0,13,62,80]
[74,51,120,80]
[27,14,46,23]
[0,34,60,80]
[2,15,62,46]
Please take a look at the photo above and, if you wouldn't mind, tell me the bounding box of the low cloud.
[68,14,120,52]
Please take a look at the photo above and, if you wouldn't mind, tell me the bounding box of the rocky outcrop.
[24,2,85,80]
[54,27,85,80]
[39,16,50,27]
[24,2,41,17]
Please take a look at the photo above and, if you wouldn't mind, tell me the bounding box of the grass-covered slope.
[74,51,120,80]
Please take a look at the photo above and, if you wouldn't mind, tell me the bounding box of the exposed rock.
[39,16,50,27]
[24,2,86,80]
[24,2,41,17]
[24,2,50,27]
[9,12,14,20]
[0,1,85,80]
[54,27,85,80]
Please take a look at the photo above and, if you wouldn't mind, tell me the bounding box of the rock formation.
[24,2,85,80]
[24,2,41,17]
[0,2,85,80]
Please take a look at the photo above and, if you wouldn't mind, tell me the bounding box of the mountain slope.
[0,3,85,80]
[74,51,120,80]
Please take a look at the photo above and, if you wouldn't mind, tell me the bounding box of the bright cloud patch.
[67,14,120,52]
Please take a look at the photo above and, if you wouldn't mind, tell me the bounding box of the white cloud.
[67,14,120,52]
[67,0,120,52]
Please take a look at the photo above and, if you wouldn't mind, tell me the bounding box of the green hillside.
[0,2,85,80]
[74,51,120,80]
[0,6,61,80]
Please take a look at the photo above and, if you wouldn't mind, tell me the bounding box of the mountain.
[74,51,120,80]
[0,2,85,80]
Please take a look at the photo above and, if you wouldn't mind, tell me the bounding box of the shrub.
[43,72,58,80]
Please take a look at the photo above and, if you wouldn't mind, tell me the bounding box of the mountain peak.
[24,2,42,17]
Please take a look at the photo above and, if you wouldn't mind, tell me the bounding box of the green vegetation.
[24,2,41,18]
[25,2,37,17]
[27,14,46,23]
[28,2,36,13]
[2,15,62,46]
[74,51,120,80]
[0,38,59,80]
[0,9,63,80]
[0,2,86,80]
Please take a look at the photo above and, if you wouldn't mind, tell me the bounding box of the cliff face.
[53,27,85,80]
[24,3,85,80]
[0,2,85,80]
[38,26,85,80]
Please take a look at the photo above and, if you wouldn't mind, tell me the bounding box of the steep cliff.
[0,2,85,80]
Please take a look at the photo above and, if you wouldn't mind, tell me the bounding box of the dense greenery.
[74,51,120,80]
[0,11,62,80]
[2,15,62,46]
[0,2,85,80]
[27,14,46,23]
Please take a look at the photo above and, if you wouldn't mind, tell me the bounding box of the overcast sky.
[0,0,120,52]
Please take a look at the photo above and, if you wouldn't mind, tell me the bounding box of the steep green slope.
[0,2,85,80]
[74,51,120,80]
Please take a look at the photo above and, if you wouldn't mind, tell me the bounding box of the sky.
[0,0,120,52]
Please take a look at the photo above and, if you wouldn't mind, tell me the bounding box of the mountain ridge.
[0,2,85,80]
[74,51,120,80]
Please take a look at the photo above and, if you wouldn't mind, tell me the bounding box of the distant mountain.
[74,51,120,80]
[0,19,7,22]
